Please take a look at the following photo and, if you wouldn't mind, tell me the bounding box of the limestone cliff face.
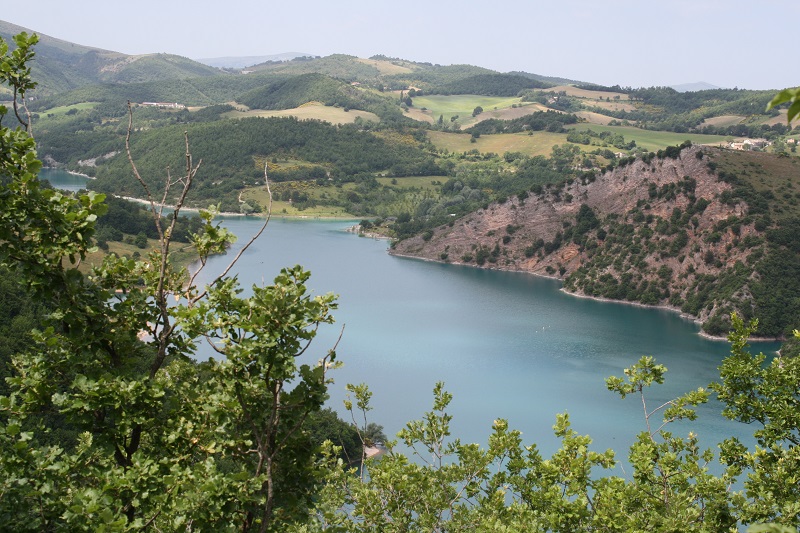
[391,146,763,331]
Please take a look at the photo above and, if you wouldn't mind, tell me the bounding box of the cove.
[39,168,93,193]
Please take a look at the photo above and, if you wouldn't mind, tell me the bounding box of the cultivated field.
[574,110,617,125]
[428,130,573,157]
[223,102,379,124]
[41,102,100,115]
[375,176,445,191]
[568,124,730,151]
[701,115,745,128]
[587,99,637,113]
[543,85,630,100]
[355,57,413,75]
[410,95,523,124]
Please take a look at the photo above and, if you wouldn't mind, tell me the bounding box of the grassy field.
[575,110,617,125]
[428,130,573,157]
[241,183,354,218]
[543,85,631,100]
[410,95,523,123]
[375,176,445,191]
[41,102,100,116]
[355,57,413,75]
[77,239,197,274]
[567,124,730,151]
[223,102,379,125]
[700,115,745,128]
[240,175,447,219]
[713,149,800,221]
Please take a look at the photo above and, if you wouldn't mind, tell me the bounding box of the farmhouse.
[140,102,186,109]
[728,138,771,151]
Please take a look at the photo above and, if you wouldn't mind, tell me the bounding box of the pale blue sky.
[5,0,798,89]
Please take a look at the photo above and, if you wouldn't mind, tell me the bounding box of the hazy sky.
[5,0,798,89]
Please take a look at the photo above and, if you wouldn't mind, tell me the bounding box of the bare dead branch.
[12,87,29,132]
[190,160,272,302]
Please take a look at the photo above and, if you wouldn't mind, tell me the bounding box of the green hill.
[246,54,382,83]
[89,116,439,210]
[238,73,364,109]
[0,20,222,95]
[431,73,553,96]
[235,73,407,122]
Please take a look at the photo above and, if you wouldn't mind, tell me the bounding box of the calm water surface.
[44,170,777,464]
[40,168,93,192]
[194,217,778,461]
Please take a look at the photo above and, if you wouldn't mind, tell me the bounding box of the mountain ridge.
[0,20,222,94]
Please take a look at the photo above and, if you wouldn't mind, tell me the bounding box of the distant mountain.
[671,81,721,92]
[0,20,222,95]
[1,19,591,99]
[195,53,312,69]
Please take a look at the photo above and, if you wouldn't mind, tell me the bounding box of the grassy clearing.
[76,239,197,274]
[586,100,637,113]
[567,124,730,151]
[375,176,445,191]
[713,149,800,221]
[241,185,354,218]
[410,95,522,123]
[41,102,100,116]
[575,110,617,125]
[223,103,379,125]
[355,57,413,75]
[428,130,572,157]
[239,176,447,219]
[700,115,744,128]
[543,85,630,100]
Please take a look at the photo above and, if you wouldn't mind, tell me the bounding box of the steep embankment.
[392,145,800,337]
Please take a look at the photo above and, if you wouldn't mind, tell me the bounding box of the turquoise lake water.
[43,169,778,467]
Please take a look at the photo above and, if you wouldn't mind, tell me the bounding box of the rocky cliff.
[391,145,798,337]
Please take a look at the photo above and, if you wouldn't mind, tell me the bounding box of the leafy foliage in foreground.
[305,323,800,532]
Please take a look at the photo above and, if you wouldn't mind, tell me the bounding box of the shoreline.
[345,224,392,240]
[42,170,362,221]
[388,250,783,344]
[43,166,95,180]
[116,195,360,222]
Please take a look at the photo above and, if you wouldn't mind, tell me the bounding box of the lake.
[43,169,776,465]
[39,168,93,193]
[193,216,777,463]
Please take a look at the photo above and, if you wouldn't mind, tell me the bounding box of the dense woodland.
[2,27,800,531]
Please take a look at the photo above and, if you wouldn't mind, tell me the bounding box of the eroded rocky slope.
[392,145,796,336]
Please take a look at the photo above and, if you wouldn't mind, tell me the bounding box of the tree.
[472,105,483,117]
[303,358,737,532]
[768,88,800,124]
[0,32,339,531]
[712,315,800,527]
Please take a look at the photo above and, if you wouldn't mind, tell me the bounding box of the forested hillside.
[0,20,221,94]
[89,115,439,210]
[236,72,408,122]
